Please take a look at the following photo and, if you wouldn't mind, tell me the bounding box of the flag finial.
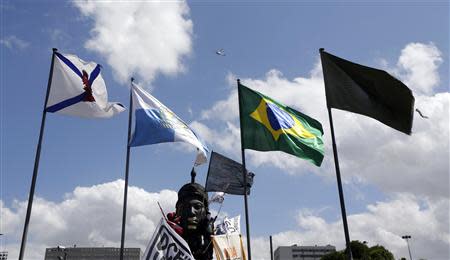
[52,48,58,52]
[190,167,196,183]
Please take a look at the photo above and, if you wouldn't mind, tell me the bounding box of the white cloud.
[396,42,443,95]
[47,28,71,44]
[73,0,193,84]
[1,180,177,260]
[0,35,29,50]
[251,194,450,260]
[193,43,449,199]
[1,182,448,260]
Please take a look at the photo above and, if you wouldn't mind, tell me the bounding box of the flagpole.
[327,107,353,260]
[269,235,274,260]
[320,47,353,260]
[18,48,58,260]
[119,77,134,260]
[240,147,252,260]
[237,79,252,260]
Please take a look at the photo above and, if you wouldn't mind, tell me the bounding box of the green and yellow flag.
[238,82,324,166]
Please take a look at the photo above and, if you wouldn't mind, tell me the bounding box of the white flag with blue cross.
[46,52,125,118]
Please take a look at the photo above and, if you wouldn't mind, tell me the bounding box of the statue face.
[177,197,207,231]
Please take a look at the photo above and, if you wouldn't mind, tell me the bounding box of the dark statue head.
[176,182,209,232]
[175,182,213,260]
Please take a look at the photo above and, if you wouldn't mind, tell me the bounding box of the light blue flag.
[129,82,208,165]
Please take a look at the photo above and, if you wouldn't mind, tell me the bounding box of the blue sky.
[1,1,449,259]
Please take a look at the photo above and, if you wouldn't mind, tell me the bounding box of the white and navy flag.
[209,192,225,204]
[129,82,208,165]
[46,52,125,118]
[142,218,195,260]
[215,215,241,235]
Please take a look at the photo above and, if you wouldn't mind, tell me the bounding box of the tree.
[321,241,395,260]
[368,245,395,260]
[321,251,345,260]
[349,240,370,259]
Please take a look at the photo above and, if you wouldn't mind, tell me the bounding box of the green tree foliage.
[349,240,369,259]
[368,245,395,260]
[321,241,395,260]
[321,251,345,260]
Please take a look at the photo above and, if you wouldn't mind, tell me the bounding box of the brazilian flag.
[238,82,324,166]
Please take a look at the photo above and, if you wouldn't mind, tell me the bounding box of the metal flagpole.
[237,79,252,260]
[320,48,353,260]
[269,235,273,260]
[327,106,353,260]
[19,48,58,260]
[119,77,134,260]
[240,147,252,260]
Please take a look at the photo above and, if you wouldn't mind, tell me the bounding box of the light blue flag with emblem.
[129,82,208,165]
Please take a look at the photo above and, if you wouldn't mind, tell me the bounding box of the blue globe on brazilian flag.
[238,82,324,166]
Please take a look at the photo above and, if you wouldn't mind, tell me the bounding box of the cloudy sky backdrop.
[1,1,449,259]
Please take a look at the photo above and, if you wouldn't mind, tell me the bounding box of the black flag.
[320,49,415,135]
[205,151,254,195]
